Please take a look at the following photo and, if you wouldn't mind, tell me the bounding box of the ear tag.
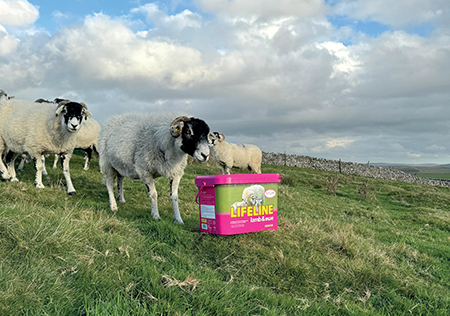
[86,112,91,118]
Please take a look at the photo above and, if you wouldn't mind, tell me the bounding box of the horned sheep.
[98,112,215,224]
[0,98,91,194]
[211,132,262,174]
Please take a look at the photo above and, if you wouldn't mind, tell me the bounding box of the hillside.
[1,152,450,315]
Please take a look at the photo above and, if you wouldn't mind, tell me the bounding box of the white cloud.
[197,0,325,19]
[0,25,19,55]
[132,4,202,30]
[0,0,39,26]
[48,14,208,90]
[334,0,449,28]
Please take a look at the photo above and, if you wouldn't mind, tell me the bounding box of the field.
[389,165,450,180]
[1,152,450,315]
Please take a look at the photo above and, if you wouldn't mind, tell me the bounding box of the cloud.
[1,2,450,164]
[197,0,325,19]
[333,0,449,28]
[0,25,19,55]
[0,0,39,26]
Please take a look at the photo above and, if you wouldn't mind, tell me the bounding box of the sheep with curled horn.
[0,97,91,194]
[98,112,215,224]
[211,132,262,174]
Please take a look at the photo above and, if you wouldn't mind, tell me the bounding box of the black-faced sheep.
[0,99,91,194]
[0,90,14,103]
[98,112,215,224]
[211,132,262,174]
[53,118,100,170]
[34,98,100,171]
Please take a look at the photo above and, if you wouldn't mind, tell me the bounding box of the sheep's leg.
[18,154,26,170]
[140,176,159,220]
[42,155,48,176]
[60,153,76,195]
[116,174,126,203]
[83,148,93,170]
[34,156,45,188]
[0,143,12,180]
[53,154,58,169]
[5,151,19,182]
[170,177,183,224]
[105,174,118,212]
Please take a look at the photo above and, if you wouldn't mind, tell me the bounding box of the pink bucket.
[195,174,281,235]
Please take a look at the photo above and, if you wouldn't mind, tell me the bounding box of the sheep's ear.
[170,116,190,138]
[55,105,65,117]
[9,95,15,99]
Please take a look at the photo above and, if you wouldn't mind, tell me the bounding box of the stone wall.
[262,152,450,188]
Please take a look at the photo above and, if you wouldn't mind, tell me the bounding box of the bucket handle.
[195,182,206,204]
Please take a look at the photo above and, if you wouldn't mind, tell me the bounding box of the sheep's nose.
[201,153,208,161]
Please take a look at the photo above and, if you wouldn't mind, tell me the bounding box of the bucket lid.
[195,173,281,187]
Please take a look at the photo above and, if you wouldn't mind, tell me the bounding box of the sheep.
[98,112,215,224]
[52,118,100,170]
[211,132,262,174]
[0,98,91,194]
[34,98,100,171]
[242,184,265,207]
[0,90,14,103]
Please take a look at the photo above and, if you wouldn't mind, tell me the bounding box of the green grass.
[389,165,450,180]
[1,152,450,315]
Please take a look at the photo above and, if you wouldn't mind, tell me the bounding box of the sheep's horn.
[35,98,48,103]
[170,116,190,137]
[170,116,190,126]
[218,132,225,141]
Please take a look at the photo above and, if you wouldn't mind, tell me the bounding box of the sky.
[1,0,450,165]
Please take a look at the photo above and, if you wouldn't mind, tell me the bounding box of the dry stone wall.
[262,152,450,188]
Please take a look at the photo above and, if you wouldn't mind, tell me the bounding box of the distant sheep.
[98,112,215,224]
[0,98,91,194]
[53,118,100,170]
[34,98,100,170]
[0,90,14,103]
[211,132,262,174]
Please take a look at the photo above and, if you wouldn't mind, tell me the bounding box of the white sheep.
[98,112,215,224]
[53,118,100,170]
[211,132,262,174]
[242,184,265,207]
[33,98,100,171]
[0,99,91,194]
[0,90,14,103]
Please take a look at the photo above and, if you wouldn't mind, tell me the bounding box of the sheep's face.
[56,102,87,133]
[176,118,214,163]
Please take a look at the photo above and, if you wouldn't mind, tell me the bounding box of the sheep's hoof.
[174,219,184,225]
[35,183,45,189]
[68,191,77,195]
[151,214,161,220]
[10,177,19,182]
